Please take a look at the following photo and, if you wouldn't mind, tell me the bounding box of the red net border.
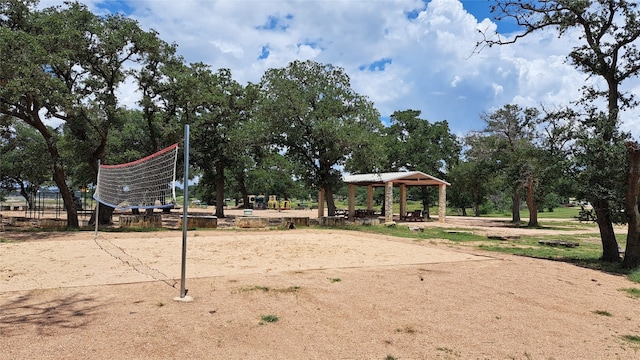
[100,143,179,169]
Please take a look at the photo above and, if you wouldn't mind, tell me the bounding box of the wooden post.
[367,185,374,210]
[348,184,356,220]
[399,184,407,219]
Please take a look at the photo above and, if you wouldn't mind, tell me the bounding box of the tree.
[623,141,640,267]
[60,8,169,223]
[537,107,578,210]
[259,60,384,216]
[135,36,183,153]
[186,67,260,218]
[244,153,298,199]
[134,57,203,213]
[221,82,266,211]
[447,158,494,217]
[483,0,640,261]
[0,120,50,208]
[0,1,83,226]
[446,161,474,216]
[0,0,37,30]
[382,109,461,215]
[463,131,507,216]
[481,104,539,226]
[571,110,629,259]
[0,1,166,227]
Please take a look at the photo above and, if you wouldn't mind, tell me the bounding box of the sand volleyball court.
[1,229,489,292]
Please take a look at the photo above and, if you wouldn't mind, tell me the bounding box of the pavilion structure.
[333,171,450,223]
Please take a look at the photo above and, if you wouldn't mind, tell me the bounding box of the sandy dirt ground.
[1,209,640,359]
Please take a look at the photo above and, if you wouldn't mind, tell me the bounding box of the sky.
[39,0,640,138]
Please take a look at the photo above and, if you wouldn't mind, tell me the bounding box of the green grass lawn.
[501,206,582,219]
[446,205,583,219]
[332,199,584,220]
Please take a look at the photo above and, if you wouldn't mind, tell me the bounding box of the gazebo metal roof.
[343,171,450,187]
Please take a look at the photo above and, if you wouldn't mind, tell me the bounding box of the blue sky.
[40,0,640,137]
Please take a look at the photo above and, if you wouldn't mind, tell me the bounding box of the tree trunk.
[526,176,538,227]
[461,207,468,216]
[623,141,640,268]
[18,186,35,210]
[215,162,225,218]
[21,108,79,227]
[511,187,521,223]
[53,162,79,227]
[324,185,336,216]
[473,189,480,216]
[593,198,620,262]
[592,85,621,263]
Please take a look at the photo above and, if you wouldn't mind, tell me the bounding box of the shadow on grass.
[0,292,103,337]
[544,256,639,277]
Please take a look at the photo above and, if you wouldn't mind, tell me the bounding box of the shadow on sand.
[0,292,103,336]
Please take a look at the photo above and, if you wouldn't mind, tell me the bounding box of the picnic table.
[334,209,348,218]
[575,206,596,222]
[333,209,378,219]
[402,210,424,222]
[354,209,377,218]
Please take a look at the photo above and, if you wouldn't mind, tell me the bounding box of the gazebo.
[337,171,450,223]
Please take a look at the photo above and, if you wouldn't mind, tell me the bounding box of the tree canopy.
[383,109,460,212]
[0,0,167,226]
[258,60,384,215]
[0,120,50,207]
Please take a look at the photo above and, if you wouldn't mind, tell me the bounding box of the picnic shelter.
[336,171,450,223]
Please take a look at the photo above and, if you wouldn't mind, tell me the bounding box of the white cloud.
[491,83,504,97]
[64,0,640,138]
[210,40,245,58]
[450,75,461,87]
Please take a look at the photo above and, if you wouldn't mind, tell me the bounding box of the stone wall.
[235,216,269,228]
[318,216,346,226]
[178,215,217,228]
[120,214,163,228]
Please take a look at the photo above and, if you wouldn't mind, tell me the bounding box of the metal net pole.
[179,125,190,299]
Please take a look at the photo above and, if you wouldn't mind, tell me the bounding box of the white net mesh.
[94,144,179,210]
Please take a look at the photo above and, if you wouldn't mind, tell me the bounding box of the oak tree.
[383,109,461,215]
[483,0,640,261]
[259,60,384,216]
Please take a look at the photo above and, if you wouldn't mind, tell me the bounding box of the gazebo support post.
[399,184,407,219]
[367,185,374,211]
[438,184,447,223]
[348,184,356,220]
[385,181,394,223]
